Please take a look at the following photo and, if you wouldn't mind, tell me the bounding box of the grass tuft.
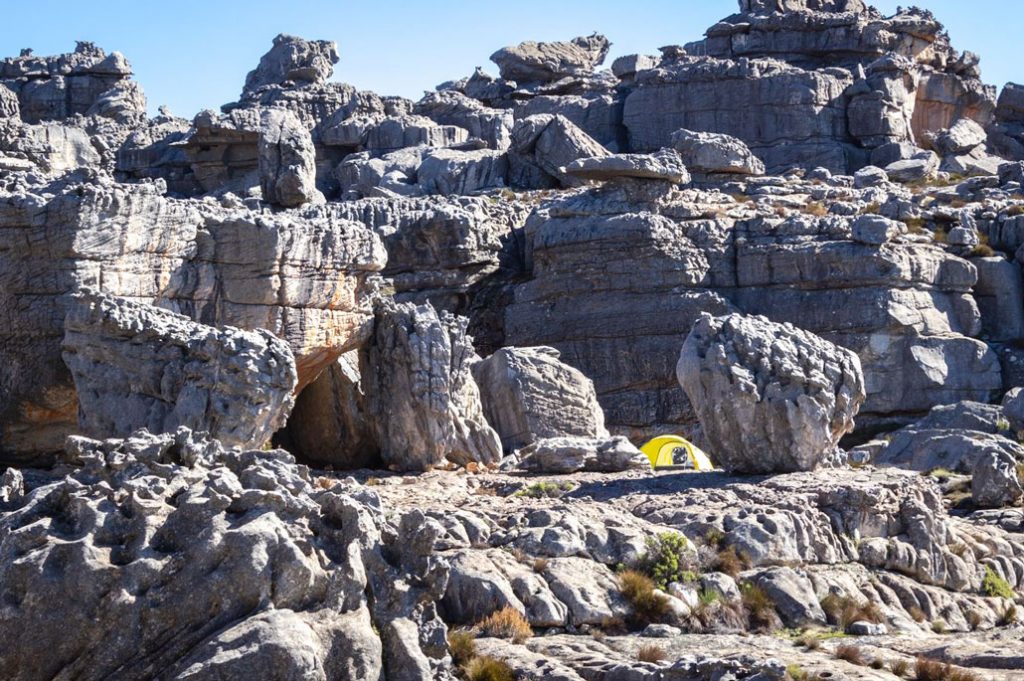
[476,607,532,643]
[464,656,515,681]
[619,570,670,625]
[835,644,867,666]
[637,644,667,664]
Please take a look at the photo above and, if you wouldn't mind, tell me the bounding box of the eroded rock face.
[677,313,865,473]
[62,291,296,448]
[670,129,765,177]
[473,346,608,452]
[362,302,501,471]
[0,429,455,680]
[0,174,385,465]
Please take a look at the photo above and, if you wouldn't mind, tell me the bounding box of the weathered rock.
[0,119,100,174]
[1002,388,1024,433]
[670,129,765,176]
[0,428,454,680]
[851,214,906,245]
[871,428,1024,475]
[971,451,1024,509]
[562,148,690,184]
[885,151,940,183]
[932,118,988,156]
[414,91,513,150]
[0,84,18,118]
[748,567,827,628]
[242,34,339,97]
[362,302,501,471]
[258,108,324,207]
[62,291,296,448]
[508,114,609,189]
[677,313,865,474]
[417,147,508,196]
[490,34,610,84]
[515,436,647,474]
[473,346,608,451]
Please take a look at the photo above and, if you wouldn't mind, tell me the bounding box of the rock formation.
[678,313,865,473]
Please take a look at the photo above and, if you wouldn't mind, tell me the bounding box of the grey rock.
[0,83,18,118]
[362,302,502,471]
[514,436,648,474]
[414,90,513,150]
[677,313,865,474]
[0,119,100,174]
[1004,388,1024,433]
[873,429,1024,474]
[670,129,765,176]
[62,291,297,449]
[509,114,609,189]
[473,346,608,451]
[973,257,1024,341]
[365,115,469,153]
[885,151,940,183]
[0,468,23,505]
[242,34,339,96]
[641,624,682,638]
[749,567,827,628]
[258,108,324,207]
[932,118,987,156]
[562,148,690,184]
[490,34,610,84]
[851,214,905,245]
[854,165,889,188]
[417,147,508,196]
[848,621,889,636]
[971,451,1024,509]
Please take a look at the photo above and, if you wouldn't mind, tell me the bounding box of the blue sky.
[1,1,1019,118]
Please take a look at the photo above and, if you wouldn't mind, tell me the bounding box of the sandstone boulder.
[62,291,296,448]
[562,148,690,184]
[677,313,865,473]
[473,346,608,451]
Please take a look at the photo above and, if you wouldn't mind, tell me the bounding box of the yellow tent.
[641,435,714,471]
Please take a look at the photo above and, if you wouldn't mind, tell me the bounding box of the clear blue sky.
[1,1,1020,119]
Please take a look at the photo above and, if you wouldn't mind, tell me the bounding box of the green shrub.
[982,566,1015,599]
[638,532,694,590]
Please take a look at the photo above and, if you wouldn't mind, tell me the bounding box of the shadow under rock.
[565,470,773,503]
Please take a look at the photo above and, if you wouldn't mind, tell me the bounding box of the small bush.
[619,570,670,625]
[464,656,514,681]
[836,644,867,666]
[908,605,928,623]
[998,603,1018,626]
[905,216,927,234]
[532,557,549,573]
[969,244,995,258]
[638,532,694,590]
[637,644,667,664]
[698,589,720,607]
[871,658,887,670]
[805,201,828,217]
[861,202,881,215]
[966,609,983,631]
[931,619,947,634]
[982,566,1015,599]
[933,227,948,244]
[476,607,533,643]
[741,582,777,631]
[704,528,726,549]
[890,658,910,677]
[448,629,477,665]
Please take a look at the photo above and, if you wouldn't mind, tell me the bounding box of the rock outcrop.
[490,34,611,84]
[62,291,296,448]
[677,313,865,473]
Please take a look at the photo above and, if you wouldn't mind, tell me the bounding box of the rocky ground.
[2,0,1024,679]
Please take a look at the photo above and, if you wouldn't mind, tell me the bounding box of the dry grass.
[890,658,910,677]
[796,631,822,650]
[476,606,533,643]
[532,557,549,573]
[463,656,515,681]
[835,644,867,666]
[805,201,828,217]
[711,546,746,578]
[741,582,778,632]
[619,570,671,625]
[447,629,477,665]
[637,644,668,664]
[908,605,928,623]
[914,657,984,681]
[998,603,1018,626]
[966,610,983,631]
[820,593,884,632]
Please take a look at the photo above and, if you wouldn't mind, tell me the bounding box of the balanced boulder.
[677,313,865,474]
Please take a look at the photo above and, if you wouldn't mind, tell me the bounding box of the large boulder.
[489,34,610,84]
[62,291,296,448]
[258,108,324,207]
[677,313,865,473]
[972,451,1024,509]
[514,436,647,475]
[473,346,608,451]
[362,302,502,471]
[561,148,691,184]
[508,114,609,189]
[242,33,339,97]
